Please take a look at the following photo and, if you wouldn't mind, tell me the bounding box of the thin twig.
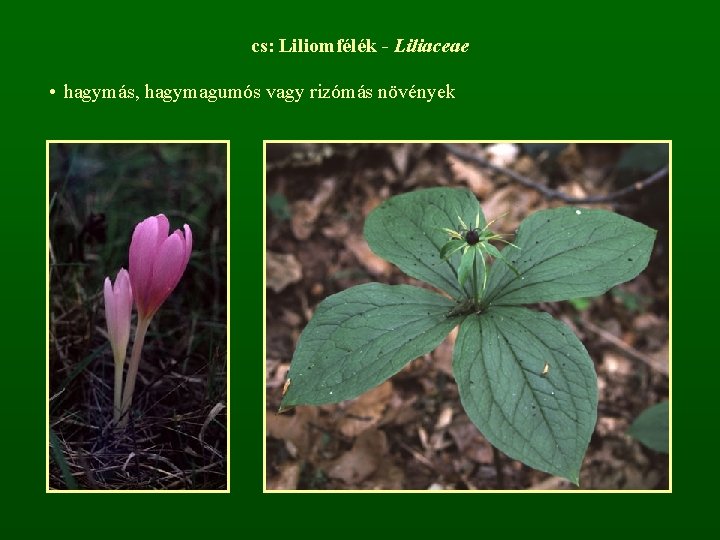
[576,317,668,376]
[441,143,668,204]
[397,441,436,470]
[492,446,505,489]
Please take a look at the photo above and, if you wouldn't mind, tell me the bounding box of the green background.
[1,1,705,533]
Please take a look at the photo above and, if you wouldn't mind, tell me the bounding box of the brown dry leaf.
[310,282,324,297]
[448,420,493,464]
[390,144,410,176]
[634,313,664,332]
[266,357,280,374]
[486,143,519,168]
[327,429,388,484]
[280,309,302,327]
[482,185,542,233]
[584,167,606,187]
[380,394,419,426]
[418,426,429,450]
[633,313,668,354]
[266,406,317,455]
[434,405,454,431]
[346,234,391,276]
[291,178,336,240]
[379,166,399,185]
[429,431,450,451]
[321,220,350,239]
[447,153,492,197]
[433,327,457,376]
[559,181,588,199]
[583,437,659,489]
[267,463,301,490]
[651,342,669,375]
[595,415,625,438]
[601,318,622,338]
[405,159,448,188]
[603,352,634,377]
[557,143,584,175]
[514,155,539,176]
[267,362,289,389]
[528,476,572,490]
[266,251,302,293]
[362,194,383,218]
[292,201,320,240]
[338,381,393,437]
[365,460,405,490]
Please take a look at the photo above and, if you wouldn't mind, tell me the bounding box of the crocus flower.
[129,214,192,321]
[104,268,132,422]
[119,214,192,427]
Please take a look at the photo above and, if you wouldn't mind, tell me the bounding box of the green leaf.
[458,247,475,288]
[618,143,669,173]
[483,242,521,277]
[267,192,291,221]
[453,307,597,484]
[282,283,459,407]
[49,428,78,489]
[628,400,669,453]
[440,238,466,260]
[568,297,593,311]
[364,187,484,300]
[483,207,656,306]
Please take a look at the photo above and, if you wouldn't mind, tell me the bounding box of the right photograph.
[265,142,670,491]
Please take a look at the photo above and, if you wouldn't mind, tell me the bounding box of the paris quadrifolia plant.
[103,214,192,427]
[280,188,656,484]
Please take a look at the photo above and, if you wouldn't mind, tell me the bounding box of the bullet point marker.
[50,88,56,95]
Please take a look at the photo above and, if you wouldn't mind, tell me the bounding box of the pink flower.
[129,214,192,321]
[104,268,133,364]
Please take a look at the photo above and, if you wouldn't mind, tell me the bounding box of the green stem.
[479,250,488,306]
[119,316,151,428]
[472,250,479,305]
[113,355,124,424]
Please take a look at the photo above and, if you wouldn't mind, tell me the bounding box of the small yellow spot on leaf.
[541,362,550,377]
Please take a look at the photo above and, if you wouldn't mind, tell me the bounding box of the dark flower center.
[465,229,480,245]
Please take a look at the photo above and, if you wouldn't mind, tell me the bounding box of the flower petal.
[104,270,133,363]
[114,268,132,350]
[129,215,167,316]
[183,224,193,268]
[144,231,187,317]
[128,215,190,320]
[104,276,116,343]
[154,214,170,250]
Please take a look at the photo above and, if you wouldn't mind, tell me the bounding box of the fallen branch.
[576,317,668,376]
[441,143,668,204]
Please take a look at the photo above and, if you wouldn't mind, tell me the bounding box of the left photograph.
[47,142,228,491]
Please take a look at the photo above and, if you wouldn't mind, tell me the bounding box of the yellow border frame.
[46,140,230,494]
[263,140,672,494]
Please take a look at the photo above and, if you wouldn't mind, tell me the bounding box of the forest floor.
[265,142,669,490]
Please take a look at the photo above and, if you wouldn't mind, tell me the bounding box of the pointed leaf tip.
[484,207,656,306]
[453,307,597,482]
